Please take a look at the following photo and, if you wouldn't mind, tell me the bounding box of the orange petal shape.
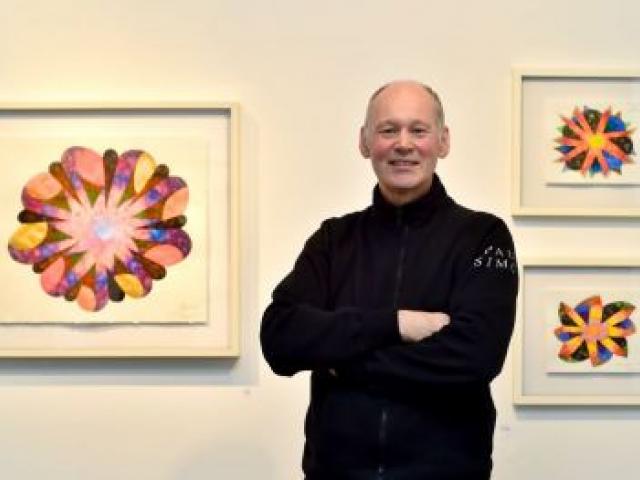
[162,187,189,220]
[77,284,97,311]
[25,172,63,200]
[143,244,185,266]
[72,148,105,186]
[559,336,584,357]
[40,257,65,294]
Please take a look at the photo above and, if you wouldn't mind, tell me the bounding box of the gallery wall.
[1,0,639,478]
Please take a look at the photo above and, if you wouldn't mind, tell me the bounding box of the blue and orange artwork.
[554,295,636,367]
[7,146,191,312]
[555,106,635,176]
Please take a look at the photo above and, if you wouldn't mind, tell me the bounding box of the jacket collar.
[371,174,450,226]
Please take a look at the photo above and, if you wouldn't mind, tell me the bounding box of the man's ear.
[359,126,370,158]
[438,126,450,158]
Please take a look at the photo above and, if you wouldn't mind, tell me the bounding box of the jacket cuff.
[364,309,402,347]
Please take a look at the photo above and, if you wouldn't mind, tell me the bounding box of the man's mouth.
[389,160,419,166]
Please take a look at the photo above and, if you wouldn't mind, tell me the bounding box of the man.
[261,80,518,479]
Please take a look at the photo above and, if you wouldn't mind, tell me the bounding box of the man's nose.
[395,130,413,152]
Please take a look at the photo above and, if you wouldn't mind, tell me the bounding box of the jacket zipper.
[393,211,409,308]
[377,407,388,479]
[378,210,409,478]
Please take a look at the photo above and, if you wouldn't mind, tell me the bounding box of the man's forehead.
[364,80,444,128]
[369,87,438,122]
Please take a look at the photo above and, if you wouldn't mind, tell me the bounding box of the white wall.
[1,1,639,478]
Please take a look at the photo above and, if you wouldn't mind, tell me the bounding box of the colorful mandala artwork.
[554,295,636,367]
[555,106,635,176]
[7,146,192,312]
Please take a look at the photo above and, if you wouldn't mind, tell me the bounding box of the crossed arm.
[260,220,517,383]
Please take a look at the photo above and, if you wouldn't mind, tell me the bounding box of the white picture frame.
[0,102,240,357]
[511,67,640,218]
[514,257,640,405]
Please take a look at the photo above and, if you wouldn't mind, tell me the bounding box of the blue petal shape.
[618,318,635,329]
[576,303,590,321]
[603,150,623,169]
[149,228,166,242]
[146,189,162,203]
[557,145,573,154]
[606,115,625,132]
[597,342,613,363]
[65,271,79,287]
[557,332,576,341]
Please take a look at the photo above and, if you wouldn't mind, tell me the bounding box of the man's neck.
[379,180,433,207]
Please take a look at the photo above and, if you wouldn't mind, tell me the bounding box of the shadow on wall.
[0,357,254,387]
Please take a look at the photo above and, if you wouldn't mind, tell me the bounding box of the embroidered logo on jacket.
[473,245,517,274]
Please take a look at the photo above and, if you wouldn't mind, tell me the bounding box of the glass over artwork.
[7,146,192,312]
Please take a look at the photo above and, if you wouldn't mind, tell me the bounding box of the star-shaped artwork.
[555,106,635,176]
[554,295,636,367]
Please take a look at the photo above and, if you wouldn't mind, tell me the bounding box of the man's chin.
[379,180,432,203]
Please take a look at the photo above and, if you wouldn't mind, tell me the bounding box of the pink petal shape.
[40,257,65,294]
[62,147,105,186]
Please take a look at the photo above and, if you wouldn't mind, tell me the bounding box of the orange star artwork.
[555,106,635,176]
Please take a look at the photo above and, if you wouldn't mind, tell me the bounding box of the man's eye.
[379,128,396,135]
[412,128,428,135]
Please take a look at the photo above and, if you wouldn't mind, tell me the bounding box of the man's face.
[359,83,450,205]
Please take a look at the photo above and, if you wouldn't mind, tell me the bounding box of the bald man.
[261,81,518,480]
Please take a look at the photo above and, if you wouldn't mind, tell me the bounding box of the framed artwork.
[0,102,240,357]
[511,68,640,217]
[514,258,640,405]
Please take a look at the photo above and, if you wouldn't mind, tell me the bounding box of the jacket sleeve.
[357,218,518,385]
[260,220,401,376]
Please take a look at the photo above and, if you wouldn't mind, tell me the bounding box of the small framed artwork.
[511,68,640,217]
[514,258,640,405]
[0,102,240,357]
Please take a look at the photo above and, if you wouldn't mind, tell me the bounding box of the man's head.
[359,80,450,206]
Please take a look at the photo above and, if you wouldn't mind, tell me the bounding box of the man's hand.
[398,310,450,342]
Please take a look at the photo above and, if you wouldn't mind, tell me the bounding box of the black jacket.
[261,175,518,479]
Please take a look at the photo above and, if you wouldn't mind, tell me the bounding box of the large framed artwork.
[0,103,240,357]
[514,258,640,405]
[511,68,640,217]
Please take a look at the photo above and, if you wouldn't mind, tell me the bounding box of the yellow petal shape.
[162,187,188,220]
[9,222,48,250]
[133,152,156,194]
[25,172,63,200]
[115,273,144,298]
[77,285,97,311]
